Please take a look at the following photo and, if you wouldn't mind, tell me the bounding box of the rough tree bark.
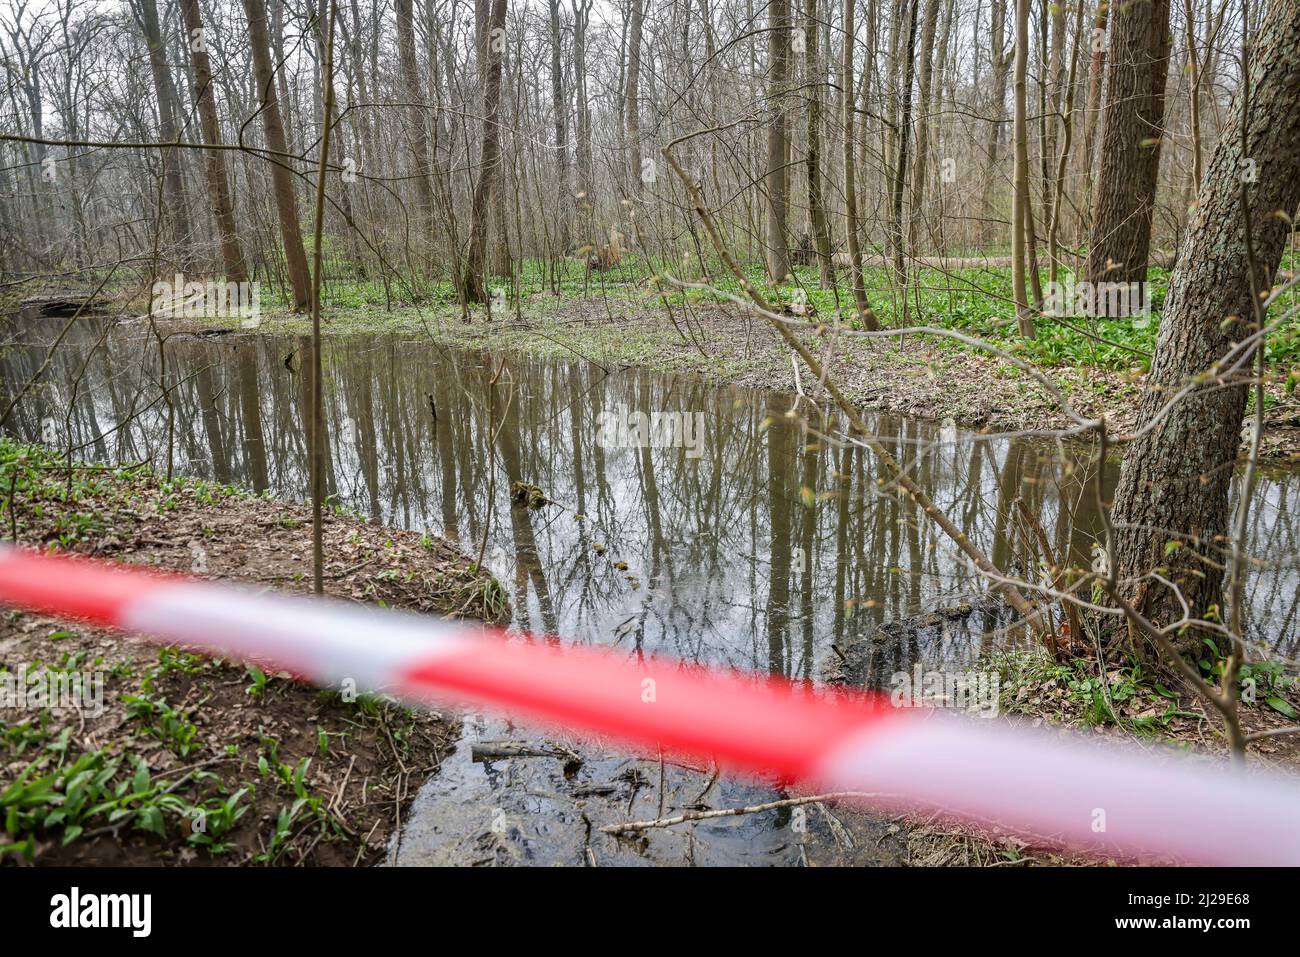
[243,0,312,310]
[461,0,508,304]
[1109,0,1300,653]
[1085,0,1171,287]
[179,0,248,282]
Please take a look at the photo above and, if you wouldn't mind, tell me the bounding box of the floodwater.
[4,311,1298,864]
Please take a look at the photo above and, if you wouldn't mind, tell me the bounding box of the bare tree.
[1009,0,1034,336]
[396,0,436,265]
[547,0,571,252]
[1109,0,1300,653]
[461,0,508,304]
[625,0,644,199]
[179,0,248,282]
[242,0,312,309]
[1085,0,1171,288]
[907,0,942,257]
[134,0,193,269]
[841,0,879,329]
[804,0,834,286]
[764,0,792,282]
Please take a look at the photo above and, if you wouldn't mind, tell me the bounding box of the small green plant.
[245,665,268,699]
[121,693,201,757]
[254,757,332,863]
[186,788,251,855]
[157,646,206,676]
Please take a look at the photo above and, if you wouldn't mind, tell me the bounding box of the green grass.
[989,649,1195,736]
[1,437,474,864]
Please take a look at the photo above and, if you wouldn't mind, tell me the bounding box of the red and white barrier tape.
[1,543,1297,865]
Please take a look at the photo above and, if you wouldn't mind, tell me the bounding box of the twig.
[600,791,882,834]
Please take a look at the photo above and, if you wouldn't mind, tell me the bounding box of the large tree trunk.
[179,0,248,282]
[396,0,436,264]
[764,0,792,282]
[461,0,508,304]
[804,0,835,287]
[1109,0,1300,653]
[243,0,312,310]
[1085,0,1171,288]
[547,0,571,253]
[136,0,194,269]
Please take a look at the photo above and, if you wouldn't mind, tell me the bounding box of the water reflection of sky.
[4,316,1298,682]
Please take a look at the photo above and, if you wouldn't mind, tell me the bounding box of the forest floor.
[0,438,506,865]
[166,285,1300,465]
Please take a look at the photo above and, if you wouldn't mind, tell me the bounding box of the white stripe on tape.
[123,584,473,697]
[816,713,1300,865]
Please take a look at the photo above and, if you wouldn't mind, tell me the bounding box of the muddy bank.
[412,593,1300,869]
[165,297,1300,465]
[0,439,504,865]
[392,711,906,867]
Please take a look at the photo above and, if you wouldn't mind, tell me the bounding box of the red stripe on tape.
[0,546,181,627]
[400,639,896,781]
[3,546,1300,864]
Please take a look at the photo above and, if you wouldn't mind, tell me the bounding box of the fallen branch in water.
[470,740,582,764]
[600,791,883,834]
